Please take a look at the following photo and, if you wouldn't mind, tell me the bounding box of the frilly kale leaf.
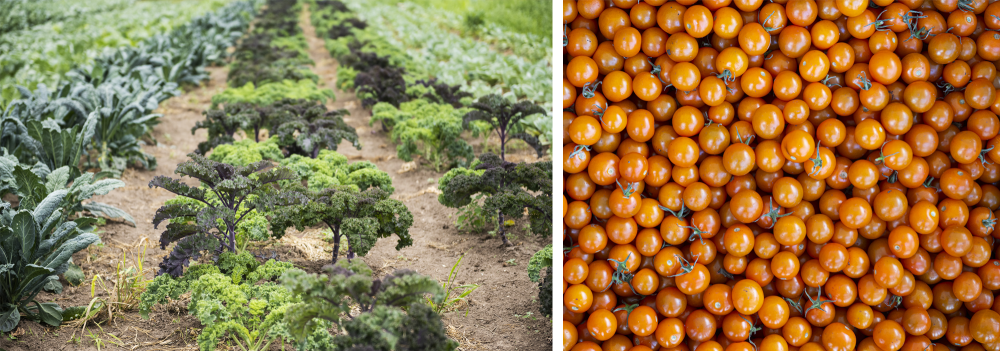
[271,103,360,158]
[270,184,411,263]
[371,99,488,171]
[279,260,457,350]
[438,153,551,246]
[528,245,552,316]
[149,153,301,276]
[207,138,284,166]
[187,259,302,351]
[211,80,335,109]
[192,103,257,155]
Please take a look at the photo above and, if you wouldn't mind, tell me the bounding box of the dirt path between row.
[297,5,550,350]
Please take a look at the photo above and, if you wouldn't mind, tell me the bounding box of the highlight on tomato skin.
[561,0,1000,350]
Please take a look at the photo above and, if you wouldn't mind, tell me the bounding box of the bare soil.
[0,5,551,351]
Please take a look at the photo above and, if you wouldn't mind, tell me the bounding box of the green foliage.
[208,138,284,166]
[336,66,358,91]
[227,0,313,88]
[211,80,335,109]
[0,0,240,99]
[0,186,102,332]
[527,245,551,283]
[371,99,489,171]
[138,263,220,319]
[454,194,494,234]
[188,260,307,351]
[195,99,359,159]
[149,154,299,276]
[217,251,260,284]
[270,101,359,158]
[438,153,551,245]
[427,255,478,315]
[279,150,394,193]
[280,259,458,350]
[270,183,411,263]
[528,245,551,317]
[463,94,548,158]
[0,158,135,226]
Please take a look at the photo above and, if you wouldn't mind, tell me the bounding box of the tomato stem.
[609,253,639,295]
[616,179,638,198]
[979,145,994,166]
[807,142,825,177]
[756,197,791,229]
[592,102,607,119]
[984,212,997,232]
[581,81,602,99]
[804,285,835,314]
[855,71,873,91]
[762,10,779,32]
[865,10,891,32]
[678,225,707,244]
[569,145,591,161]
[665,253,700,278]
[563,25,568,47]
[820,75,841,88]
[784,297,803,313]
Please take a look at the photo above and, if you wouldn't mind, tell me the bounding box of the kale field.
[0,0,552,350]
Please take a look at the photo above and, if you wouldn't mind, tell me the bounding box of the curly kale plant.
[438,153,552,246]
[192,103,257,155]
[140,256,318,351]
[149,154,299,276]
[207,138,284,166]
[211,80,334,109]
[189,259,306,351]
[280,150,394,193]
[271,103,359,158]
[270,184,411,263]
[463,94,548,159]
[528,245,552,317]
[371,99,489,171]
[280,259,458,351]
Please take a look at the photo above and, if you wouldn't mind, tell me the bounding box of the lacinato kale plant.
[280,259,459,351]
[149,154,299,276]
[0,162,109,332]
[438,153,551,246]
[270,183,411,263]
[463,94,548,159]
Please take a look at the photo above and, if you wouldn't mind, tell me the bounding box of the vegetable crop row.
[141,2,459,349]
[0,0,238,102]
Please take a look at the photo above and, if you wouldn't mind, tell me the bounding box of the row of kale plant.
[143,0,461,349]
[1,0,257,176]
[0,0,260,334]
[310,0,554,316]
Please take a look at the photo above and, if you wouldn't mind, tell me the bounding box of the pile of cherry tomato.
[562,0,1000,350]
